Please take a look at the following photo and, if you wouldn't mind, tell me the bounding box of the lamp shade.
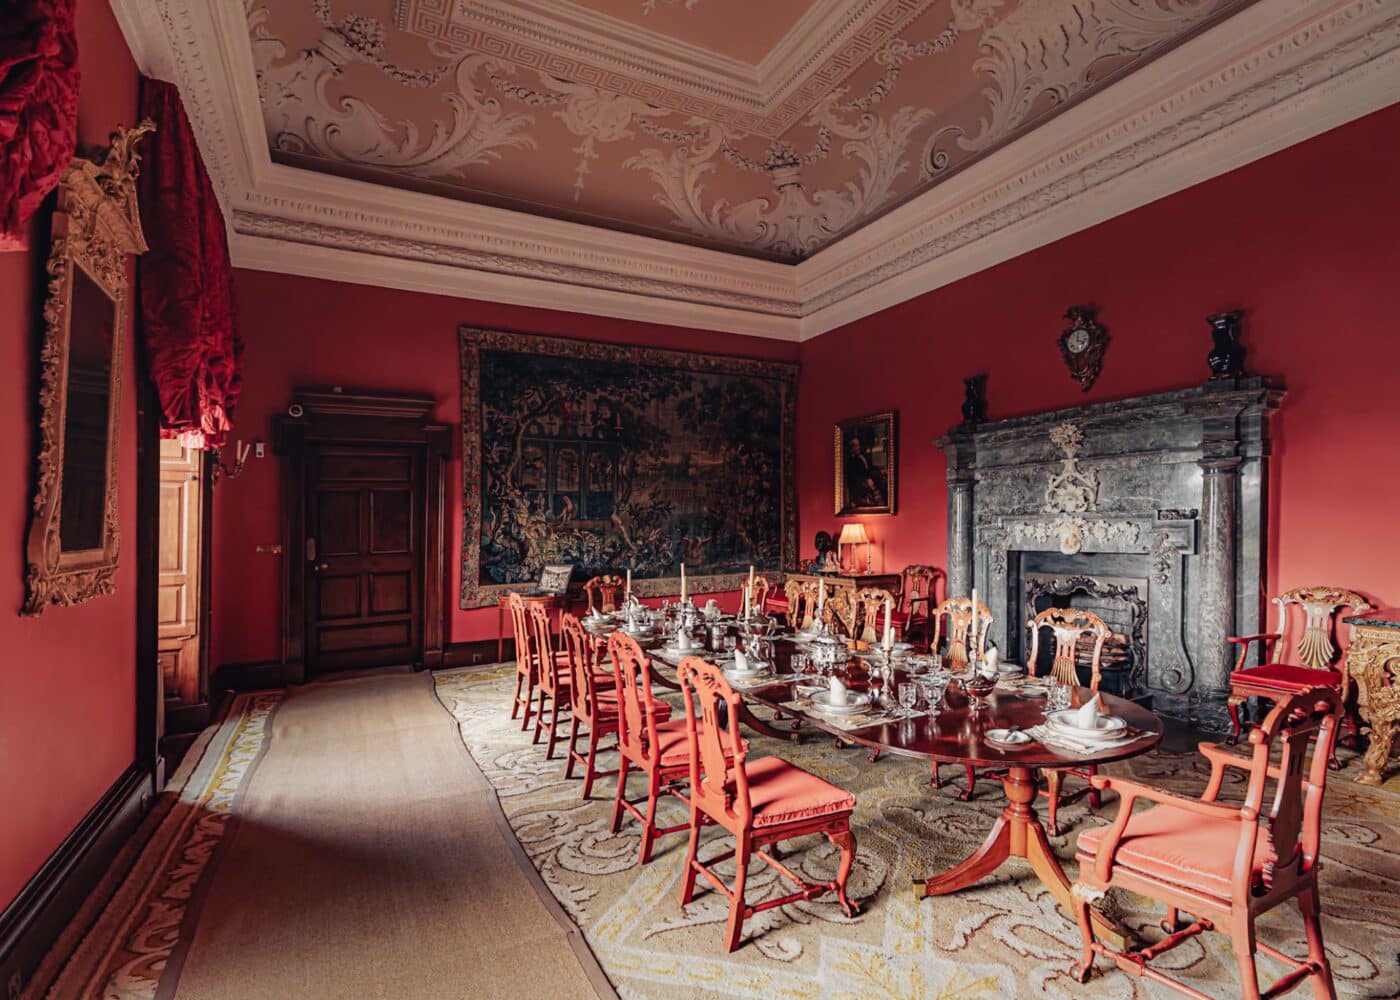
[838,522,869,546]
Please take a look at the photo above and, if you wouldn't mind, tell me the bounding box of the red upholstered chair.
[609,632,747,865]
[506,593,541,728]
[582,574,624,615]
[527,602,575,758]
[1029,607,1113,836]
[1073,688,1342,1000]
[561,614,667,799]
[1227,586,1371,749]
[676,657,859,952]
[929,597,994,796]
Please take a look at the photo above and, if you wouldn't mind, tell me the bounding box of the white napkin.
[733,649,749,671]
[985,647,1000,673]
[1073,693,1102,730]
[676,630,692,651]
[829,676,850,705]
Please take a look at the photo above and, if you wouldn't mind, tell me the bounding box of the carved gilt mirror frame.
[22,122,154,616]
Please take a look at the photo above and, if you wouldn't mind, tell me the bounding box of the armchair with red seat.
[1072,687,1342,1000]
[1226,586,1370,751]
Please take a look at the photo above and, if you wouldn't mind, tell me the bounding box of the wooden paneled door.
[305,445,424,672]
[157,438,206,717]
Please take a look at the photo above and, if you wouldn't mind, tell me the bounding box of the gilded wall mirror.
[22,122,154,615]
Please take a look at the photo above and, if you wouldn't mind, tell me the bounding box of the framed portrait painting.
[835,411,897,516]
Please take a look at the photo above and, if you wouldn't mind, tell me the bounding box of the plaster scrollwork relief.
[643,0,702,12]
[925,0,1220,174]
[251,5,536,179]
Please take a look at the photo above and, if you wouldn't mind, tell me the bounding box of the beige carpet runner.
[37,672,611,999]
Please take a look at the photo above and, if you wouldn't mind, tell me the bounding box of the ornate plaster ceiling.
[250,0,1248,260]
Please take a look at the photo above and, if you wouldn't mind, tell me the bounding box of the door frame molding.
[275,390,449,682]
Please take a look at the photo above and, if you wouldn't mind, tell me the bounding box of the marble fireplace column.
[939,430,976,599]
[1194,454,1241,725]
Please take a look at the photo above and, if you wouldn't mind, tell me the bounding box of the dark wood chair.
[582,573,625,615]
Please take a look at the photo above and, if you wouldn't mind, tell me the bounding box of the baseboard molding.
[0,763,154,997]
[164,700,211,735]
[442,639,513,669]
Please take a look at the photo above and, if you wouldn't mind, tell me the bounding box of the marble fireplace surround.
[938,379,1283,727]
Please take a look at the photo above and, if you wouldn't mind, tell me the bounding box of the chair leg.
[518,678,535,731]
[510,672,525,719]
[1072,886,1097,984]
[1232,938,1262,1000]
[563,717,580,778]
[678,811,702,908]
[532,688,548,744]
[544,693,563,760]
[1160,906,1180,934]
[581,727,600,800]
[1227,696,1244,745]
[638,769,661,865]
[724,835,750,952]
[1298,886,1337,1000]
[1086,764,1101,811]
[828,827,859,918]
[610,758,630,834]
[1046,770,1063,838]
[929,762,943,789]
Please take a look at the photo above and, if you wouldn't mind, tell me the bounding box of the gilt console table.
[1344,608,1400,786]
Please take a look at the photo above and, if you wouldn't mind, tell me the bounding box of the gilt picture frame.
[835,411,897,516]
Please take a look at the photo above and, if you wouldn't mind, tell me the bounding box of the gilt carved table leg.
[1347,625,1400,786]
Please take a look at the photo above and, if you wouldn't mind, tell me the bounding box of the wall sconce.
[211,439,252,484]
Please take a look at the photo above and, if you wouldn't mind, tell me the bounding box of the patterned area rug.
[434,665,1400,1000]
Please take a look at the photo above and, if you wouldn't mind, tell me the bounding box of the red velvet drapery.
[136,77,242,449]
[0,0,79,250]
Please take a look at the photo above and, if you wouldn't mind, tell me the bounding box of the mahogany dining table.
[598,617,1163,949]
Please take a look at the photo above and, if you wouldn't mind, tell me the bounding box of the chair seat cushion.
[596,692,672,724]
[652,717,748,767]
[553,668,618,691]
[763,596,790,612]
[1231,664,1342,693]
[744,755,856,829]
[1077,804,1276,898]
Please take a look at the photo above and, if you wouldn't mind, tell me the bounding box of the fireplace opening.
[1013,553,1149,702]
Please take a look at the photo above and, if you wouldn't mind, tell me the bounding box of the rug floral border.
[458,326,799,609]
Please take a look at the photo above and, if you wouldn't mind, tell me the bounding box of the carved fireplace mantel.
[937,378,1283,727]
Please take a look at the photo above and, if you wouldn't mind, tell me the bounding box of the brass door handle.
[314,562,330,572]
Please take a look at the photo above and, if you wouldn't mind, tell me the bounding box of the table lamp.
[837,522,869,573]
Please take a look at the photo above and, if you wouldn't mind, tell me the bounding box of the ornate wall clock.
[1058,306,1108,392]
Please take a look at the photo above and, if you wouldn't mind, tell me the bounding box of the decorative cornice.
[112,0,1400,343]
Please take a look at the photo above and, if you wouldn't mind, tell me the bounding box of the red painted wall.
[798,104,1400,609]
[211,278,799,668]
[0,2,140,910]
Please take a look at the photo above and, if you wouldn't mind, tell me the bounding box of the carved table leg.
[914,766,1129,949]
[647,661,680,692]
[1358,718,1395,786]
[738,702,802,743]
[1348,628,1399,787]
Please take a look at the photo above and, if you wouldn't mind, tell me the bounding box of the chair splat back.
[1269,587,1371,669]
[583,574,625,615]
[900,565,944,617]
[785,579,820,631]
[677,657,751,828]
[1028,607,1111,688]
[1259,688,1342,885]
[561,614,598,723]
[750,576,771,609]
[931,597,992,666]
[609,632,665,765]
[852,587,895,643]
[527,603,563,697]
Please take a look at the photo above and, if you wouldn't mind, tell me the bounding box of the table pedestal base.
[913,765,1129,950]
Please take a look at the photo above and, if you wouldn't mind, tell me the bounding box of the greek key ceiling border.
[112,0,1400,343]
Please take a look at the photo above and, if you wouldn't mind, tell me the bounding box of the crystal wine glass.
[898,682,918,714]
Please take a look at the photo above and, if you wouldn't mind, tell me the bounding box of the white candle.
[882,594,894,649]
[742,584,750,620]
[748,565,755,592]
[626,569,632,603]
[680,563,686,603]
[817,581,825,617]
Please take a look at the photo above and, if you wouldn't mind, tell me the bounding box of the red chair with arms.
[676,657,859,952]
[1227,586,1370,747]
[1073,687,1342,1000]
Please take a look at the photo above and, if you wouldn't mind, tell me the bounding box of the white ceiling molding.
[111,0,1399,345]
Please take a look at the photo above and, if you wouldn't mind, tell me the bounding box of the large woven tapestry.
[459,328,798,609]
